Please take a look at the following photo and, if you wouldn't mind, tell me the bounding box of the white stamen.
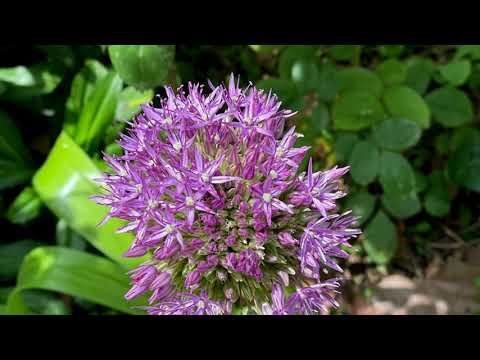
[172,141,182,152]
[163,117,173,125]
[201,173,210,183]
[185,196,195,207]
[269,170,278,179]
[262,193,272,203]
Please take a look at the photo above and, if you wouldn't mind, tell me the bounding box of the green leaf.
[108,45,175,90]
[424,190,450,217]
[448,135,480,192]
[330,45,361,61]
[20,290,71,315]
[315,62,340,102]
[383,85,431,129]
[0,66,36,86]
[364,211,398,265]
[291,59,319,94]
[425,86,474,128]
[349,141,380,186]
[378,45,405,58]
[376,59,406,86]
[379,151,416,196]
[32,131,147,267]
[75,72,123,153]
[116,86,154,122]
[454,45,480,61]
[0,240,41,281]
[438,60,471,86]
[256,78,298,104]
[309,102,330,132]
[278,46,317,79]
[414,171,428,193]
[5,247,144,315]
[338,67,383,97]
[0,64,62,99]
[249,45,286,53]
[0,110,34,190]
[333,90,385,131]
[6,187,43,225]
[56,219,87,251]
[345,191,376,226]
[405,57,434,95]
[334,133,359,163]
[382,192,421,219]
[372,117,422,151]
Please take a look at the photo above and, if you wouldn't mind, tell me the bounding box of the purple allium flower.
[93,74,361,315]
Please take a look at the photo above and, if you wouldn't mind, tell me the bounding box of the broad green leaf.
[6,247,144,315]
[379,151,416,196]
[454,45,480,61]
[468,63,480,93]
[376,59,406,86]
[349,141,379,186]
[249,45,286,53]
[448,135,480,192]
[291,59,319,94]
[345,191,376,226]
[364,211,398,265]
[309,102,330,132]
[334,133,359,163]
[438,60,471,86]
[56,219,87,251]
[451,127,480,151]
[116,86,154,122]
[0,64,62,99]
[414,171,428,193]
[0,240,41,281]
[329,45,361,61]
[20,290,71,315]
[383,85,430,129]
[405,57,434,95]
[337,67,383,97]
[333,91,385,131]
[256,78,298,104]
[278,46,317,79]
[425,86,474,128]
[6,186,43,225]
[0,66,36,86]
[435,133,451,155]
[108,45,175,90]
[372,117,422,151]
[75,72,123,153]
[315,62,340,102]
[382,192,421,219]
[378,45,405,58]
[424,190,450,217]
[32,131,147,267]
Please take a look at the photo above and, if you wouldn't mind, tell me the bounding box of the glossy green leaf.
[349,141,379,186]
[5,247,144,315]
[6,186,43,225]
[108,45,175,90]
[379,151,416,196]
[414,171,428,193]
[364,211,398,265]
[32,131,147,267]
[315,62,340,102]
[438,60,471,86]
[378,45,405,58]
[405,57,434,95]
[382,192,421,219]
[337,67,383,97]
[74,72,123,153]
[425,86,474,128]
[330,45,361,61]
[116,86,154,122]
[278,46,317,79]
[249,45,286,53]
[383,85,430,129]
[291,59,319,94]
[0,240,41,281]
[345,191,376,226]
[334,133,359,163]
[0,66,36,86]
[309,102,330,132]
[56,219,87,251]
[448,135,480,192]
[376,59,406,86]
[454,45,480,60]
[372,117,422,151]
[424,190,450,217]
[20,290,71,315]
[256,78,298,104]
[333,91,385,131]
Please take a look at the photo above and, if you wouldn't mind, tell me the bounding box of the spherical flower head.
[93,74,361,315]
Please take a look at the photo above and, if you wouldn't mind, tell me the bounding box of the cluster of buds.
[93,75,361,315]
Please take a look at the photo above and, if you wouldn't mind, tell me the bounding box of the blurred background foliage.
[0,45,479,315]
